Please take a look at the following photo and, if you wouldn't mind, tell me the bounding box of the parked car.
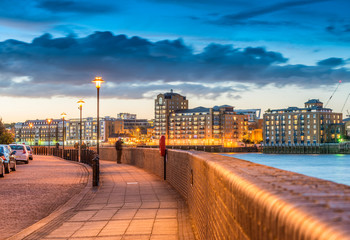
[9,144,29,164]
[0,154,5,177]
[0,145,16,173]
[26,145,33,160]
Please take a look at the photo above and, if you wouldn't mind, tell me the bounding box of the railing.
[32,147,96,167]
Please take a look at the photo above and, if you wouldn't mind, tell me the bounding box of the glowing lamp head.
[29,123,33,128]
[61,112,67,120]
[77,99,85,108]
[47,118,52,124]
[92,76,104,89]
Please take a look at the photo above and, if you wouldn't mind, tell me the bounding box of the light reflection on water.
[221,153,350,186]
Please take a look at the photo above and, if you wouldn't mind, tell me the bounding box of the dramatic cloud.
[211,0,328,25]
[0,31,349,99]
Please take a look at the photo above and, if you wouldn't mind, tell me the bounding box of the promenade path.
[9,158,195,240]
[1,155,88,240]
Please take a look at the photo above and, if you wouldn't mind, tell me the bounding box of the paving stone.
[10,160,194,240]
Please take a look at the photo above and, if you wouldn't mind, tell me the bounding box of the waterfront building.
[154,90,261,146]
[342,116,350,138]
[263,99,343,146]
[168,105,249,146]
[66,117,112,146]
[15,117,115,146]
[154,89,188,139]
[15,119,63,146]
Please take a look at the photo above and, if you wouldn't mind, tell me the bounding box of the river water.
[221,153,350,186]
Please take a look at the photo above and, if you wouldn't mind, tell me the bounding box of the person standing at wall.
[115,137,123,164]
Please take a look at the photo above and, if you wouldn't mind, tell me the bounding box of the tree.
[0,131,14,144]
[0,119,14,144]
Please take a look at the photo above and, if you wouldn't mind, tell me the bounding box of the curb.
[7,157,95,240]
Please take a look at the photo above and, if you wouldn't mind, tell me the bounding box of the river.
[222,153,350,186]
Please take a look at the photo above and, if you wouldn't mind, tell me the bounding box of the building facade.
[263,99,343,146]
[15,117,116,146]
[15,119,63,146]
[154,90,188,139]
[167,105,249,146]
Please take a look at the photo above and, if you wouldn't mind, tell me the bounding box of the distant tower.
[154,90,188,139]
[305,99,323,108]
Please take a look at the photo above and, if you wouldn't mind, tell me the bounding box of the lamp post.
[77,100,85,162]
[92,77,104,155]
[47,118,52,153]
[92,76,104,187]
[61,113,67,156]
[29,123,33,146]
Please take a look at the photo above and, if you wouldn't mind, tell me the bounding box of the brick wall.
[100,147,350,240]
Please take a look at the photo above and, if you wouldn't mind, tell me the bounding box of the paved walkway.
[11,160,195,240]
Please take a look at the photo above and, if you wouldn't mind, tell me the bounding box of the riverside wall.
[100,147,350,240]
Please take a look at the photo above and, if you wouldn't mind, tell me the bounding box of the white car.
[26,145,33,160]
[9,144,29,164]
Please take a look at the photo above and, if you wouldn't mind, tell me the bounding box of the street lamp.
[92,77,104,155]
[29,123,33,146]
[47,118,52,151]
[92,76,104,187]
[61,113,67,154]
[77,99,85,162]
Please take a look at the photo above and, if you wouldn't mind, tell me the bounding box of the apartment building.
[15,117,115,146]
[154,89,188,139]
[263,99,343,146]
[167,105,249,146]
[15,119,63,146]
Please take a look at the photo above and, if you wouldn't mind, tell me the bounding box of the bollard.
[92,154,99,186]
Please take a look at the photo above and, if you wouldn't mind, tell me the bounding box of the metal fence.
[32,147,96,167]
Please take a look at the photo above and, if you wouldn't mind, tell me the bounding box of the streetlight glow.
[61,112,67,119]
[92,76,104,89]
[77,99,85,108]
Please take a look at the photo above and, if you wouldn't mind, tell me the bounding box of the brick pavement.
[12,160,195,240]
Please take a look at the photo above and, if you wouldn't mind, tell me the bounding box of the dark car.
[0,153,6,177]
[0,145,16,173]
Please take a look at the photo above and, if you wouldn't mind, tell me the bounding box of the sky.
[0,0,350,123]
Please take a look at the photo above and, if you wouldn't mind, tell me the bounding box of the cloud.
[209,0,328,26]
[0,31,349,99]
[37,0,116,14]
[0,0,117,23]
[317,57,345,67]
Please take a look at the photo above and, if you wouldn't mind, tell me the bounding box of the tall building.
[154,89,188,139]
[263,99,343,146]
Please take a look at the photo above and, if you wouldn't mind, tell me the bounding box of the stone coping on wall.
[100,147,350,239]
[183,150,350,239]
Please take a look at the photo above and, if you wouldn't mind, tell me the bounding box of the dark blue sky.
[0,0,349,121]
